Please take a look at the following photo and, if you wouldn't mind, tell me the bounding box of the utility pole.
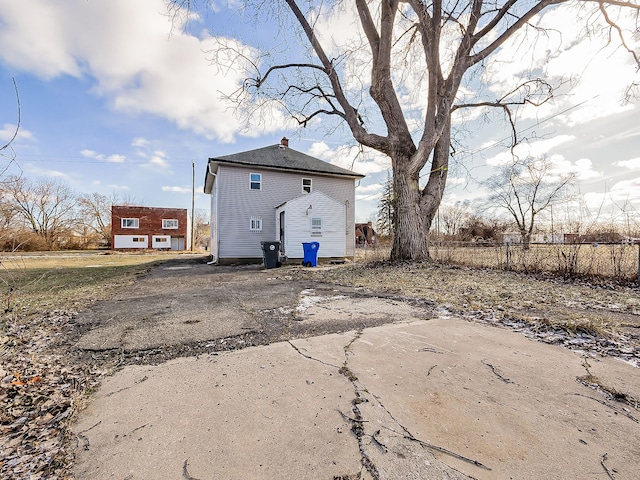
[191,161,195,251]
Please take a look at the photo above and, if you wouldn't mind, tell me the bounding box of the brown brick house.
[111,205,190,250]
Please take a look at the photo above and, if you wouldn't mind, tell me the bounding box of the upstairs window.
[121,218,139,229]
[162,219,179,229]
[302,178,312,194]
[250,216,263,232]
[311,217,322,236]
[250,173,262,190]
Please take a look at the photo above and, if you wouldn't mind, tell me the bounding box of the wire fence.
[356,241,640,285]
[428,241,640,285]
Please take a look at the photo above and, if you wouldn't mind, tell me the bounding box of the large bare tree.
[176,0,640,260]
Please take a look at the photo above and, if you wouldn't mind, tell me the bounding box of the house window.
[250,216,263,232]
[132,237,145,242]
[250,173,262,190]
[311,217,322,236]
[156,237,168,243]
[302,178,312,194]
[121,218,139,229]
[162,219,179,229]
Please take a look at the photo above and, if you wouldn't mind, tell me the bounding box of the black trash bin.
[261,241,281,269]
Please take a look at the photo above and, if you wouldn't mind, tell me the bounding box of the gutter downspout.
[207,162,219,265]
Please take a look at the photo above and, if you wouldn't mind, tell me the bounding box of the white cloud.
[32,167,69,179]
[486,135,576,166]
[617,158,640,170]
[484,5,639,126]
[139,149,172,172]
[106,154,126,163]
[357,183,383,195]
[552,157,601,181]
[80,149,126,163]
[584,177,640,211]
[446,176,467,186]
[162,185,191,193]
[80,149,102,159]
[107,184,130,190]
[356,182,383,201]
[131,137,150,148]
[308,141,390,176]
[0,123,35,142]
[0,0,283,143]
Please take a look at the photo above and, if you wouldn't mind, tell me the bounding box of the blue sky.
[1,1,639,226]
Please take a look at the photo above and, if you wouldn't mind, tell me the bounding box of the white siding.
[277,191,346,258]
[210,175,219,260]
[114,235,148,249]
[216,166,357,259]
[152,235,171,249]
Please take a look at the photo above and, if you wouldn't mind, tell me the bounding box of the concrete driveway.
[74,258,430,357]
[72,257,640,479]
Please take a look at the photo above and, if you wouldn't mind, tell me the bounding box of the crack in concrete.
[289,329,493,477]
[577,359,640,422]
[338,329,380,480]
[286,341,340,369]
[481,359,514,384]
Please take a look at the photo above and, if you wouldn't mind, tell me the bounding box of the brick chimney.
[280,137,289,147]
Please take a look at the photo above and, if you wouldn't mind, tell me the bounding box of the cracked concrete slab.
[73,317,640,479]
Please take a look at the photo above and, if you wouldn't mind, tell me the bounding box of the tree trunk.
[391,163,429,261]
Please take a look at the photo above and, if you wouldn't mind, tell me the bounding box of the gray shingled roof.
[208,144,364,178]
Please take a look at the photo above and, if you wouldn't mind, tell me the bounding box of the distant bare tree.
[77,192,119,245]
[440,202,471,238]
[485,156,576,249]
[193,208,210,249]
[2,176,77,249]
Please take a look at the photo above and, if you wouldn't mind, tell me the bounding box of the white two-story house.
[204,137,364,264]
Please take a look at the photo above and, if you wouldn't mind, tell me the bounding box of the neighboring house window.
[121,218,139,229]
[250,216,263,232]
[302,178,312,194]
[132,237,145,242]
[163,219,179,229]
[156,237,168,243]
[311,217,322,236]
[250,173,262,190]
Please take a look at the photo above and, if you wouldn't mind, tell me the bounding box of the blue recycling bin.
[302,241,319,267]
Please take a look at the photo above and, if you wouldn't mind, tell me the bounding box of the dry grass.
[320,247,640,339]
[0,251,185,323]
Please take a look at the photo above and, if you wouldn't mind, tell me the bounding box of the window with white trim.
[311,217,322,236]
[250,216,263,232]
[121,218,139,229]
[250,173,262,190]
[302,178,312,194]
[162,219,179,229]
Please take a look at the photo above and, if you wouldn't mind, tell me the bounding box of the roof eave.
[207,157,364,179]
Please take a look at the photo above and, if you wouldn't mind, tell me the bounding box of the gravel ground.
[1,258,639,479]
